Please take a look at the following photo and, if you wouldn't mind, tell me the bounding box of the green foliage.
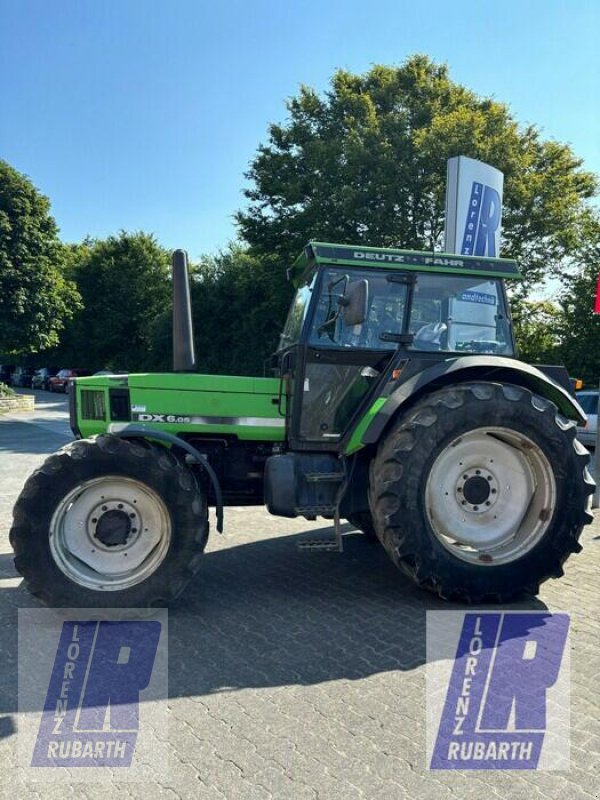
[52,232,171,372]
[512,299,562,364]
[0,382,15,397]
[190,244,291,376]
[141,244,291,376]
[237,55,597,295]
[0,160,80,353]
[557,211,600,385]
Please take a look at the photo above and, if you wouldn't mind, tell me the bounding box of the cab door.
[288,267,411,451]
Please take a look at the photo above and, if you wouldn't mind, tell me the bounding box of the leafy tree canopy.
[237,55,597,294]
[0,160,80,353]
[52,232,171,372]
[557,210,600,384]
[512,299,562,365]
[190,244,290,376]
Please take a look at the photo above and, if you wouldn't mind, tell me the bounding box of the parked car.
[0,365,16,385]
[31,367,60,390]
[11,367,36,388]
[576,390,598,448]
[48,369,91,393]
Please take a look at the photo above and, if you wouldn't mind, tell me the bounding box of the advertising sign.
[444,156,504,257]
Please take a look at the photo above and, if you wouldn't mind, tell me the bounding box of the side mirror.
[340,279,368,326]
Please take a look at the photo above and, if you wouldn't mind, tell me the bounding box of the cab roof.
[289,241,521,286]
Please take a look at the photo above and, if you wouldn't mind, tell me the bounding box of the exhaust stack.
[172,249,196,372]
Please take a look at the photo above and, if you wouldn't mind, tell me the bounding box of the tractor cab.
[277,242,519,450]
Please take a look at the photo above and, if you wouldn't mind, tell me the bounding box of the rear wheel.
[369,382,594,602]
[10,434,209,607]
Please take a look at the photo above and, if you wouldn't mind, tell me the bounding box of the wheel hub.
[88,498,140,551]
[94,509,133,547]
[456,468,498,513]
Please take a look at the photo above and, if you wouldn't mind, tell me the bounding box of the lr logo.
[461,181,501,257]
[428,612,570,770]
[31,619,161,768]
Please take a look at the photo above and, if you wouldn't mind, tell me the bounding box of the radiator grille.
[81,390,106,421]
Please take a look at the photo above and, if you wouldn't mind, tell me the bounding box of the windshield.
[278,273,317,349]
[306,267,513,355]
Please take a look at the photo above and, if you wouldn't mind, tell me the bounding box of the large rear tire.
[369,382,594,602]
[10,434,209,607]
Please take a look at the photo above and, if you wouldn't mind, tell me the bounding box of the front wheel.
[369,382,594,603]
[10,434,209,607]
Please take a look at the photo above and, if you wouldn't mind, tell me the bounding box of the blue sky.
[1,0,598,260]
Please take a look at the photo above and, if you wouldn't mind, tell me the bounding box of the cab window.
[308,268,408,350]
[408,274,513,355]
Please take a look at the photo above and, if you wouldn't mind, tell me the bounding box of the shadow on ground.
[0,524,547,725]
[0,421,70,456]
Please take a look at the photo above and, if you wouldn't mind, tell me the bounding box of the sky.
[1,0,599,261]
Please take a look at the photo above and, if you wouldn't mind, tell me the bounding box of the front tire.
[369,382,594,602]
[10,434,209,607]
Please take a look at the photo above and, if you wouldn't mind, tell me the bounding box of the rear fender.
[361,356,586,446]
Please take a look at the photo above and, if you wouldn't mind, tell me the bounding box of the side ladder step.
[304,472,345,483]
[297,511,344,553]
[297,538,343,552]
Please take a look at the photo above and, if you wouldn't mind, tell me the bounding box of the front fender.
[361,356,586,446]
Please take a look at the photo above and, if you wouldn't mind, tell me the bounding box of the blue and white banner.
[444,156,504,257]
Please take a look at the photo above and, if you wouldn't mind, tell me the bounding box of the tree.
[236,55,597,296]
[512,299,562,365]
[54,232,171,371]
[0,160,80,353]
[557,211,600,384]
[189,244,290,376]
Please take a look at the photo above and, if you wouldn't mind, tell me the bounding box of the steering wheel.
[413,322,447,351]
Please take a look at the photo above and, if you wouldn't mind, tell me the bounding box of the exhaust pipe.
[172,249,196,372]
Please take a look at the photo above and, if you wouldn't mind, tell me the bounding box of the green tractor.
[10,243,594,606]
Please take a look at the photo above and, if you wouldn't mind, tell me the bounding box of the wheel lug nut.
[91,518,97,524]
[129,513,135,519]
[118,503,123,509]
[485,501,491,506]
[491,488,497,494]
[461,500,466,505]
[487,475,492,481]
[473,505,479,511]
[475,470,481,475]
[457,487,462,493]
[102,505,107,511]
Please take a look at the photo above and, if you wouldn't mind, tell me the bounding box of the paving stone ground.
[0,392,598,799]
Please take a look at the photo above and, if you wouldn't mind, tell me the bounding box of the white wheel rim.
[49,476,171,591]
[425,427,556,566]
